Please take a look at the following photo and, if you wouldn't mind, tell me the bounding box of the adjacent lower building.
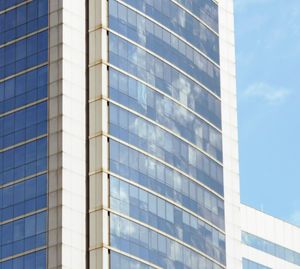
[241,204,300,269]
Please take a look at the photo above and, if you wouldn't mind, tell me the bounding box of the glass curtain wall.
[0,1,49,268]
[106,0,225,268]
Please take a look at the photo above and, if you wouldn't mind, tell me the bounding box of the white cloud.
[289,210,300,227]
[243,82,291,104]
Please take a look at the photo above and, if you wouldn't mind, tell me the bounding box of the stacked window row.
[0,0,25,12]
[110,176,226,264]
[0,249,46,269]
[0,102,47,149]
[110,214,223,269]
[110,251,154,269]
[173,0,218,32]
[0,137,47,185]
[0,211,47,260]
[242,232,300,266]
[0,173,47,222]
[0,0,48,45]
[109,0,220,95]
[109,69,222,161]
[0,30,48,80]
[120,0,219,64]
[110,104,223,194]
[109,65,220,128]
[110,140,225,230]
[0,66,48,114]
[109,34,221,121]
[242,258,271,269]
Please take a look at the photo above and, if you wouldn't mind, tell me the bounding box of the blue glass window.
[110,214,223,269]
[242,258,271,269]
[0,102,47,149]
[0,211,47,259]
[110,251,154,269]
[109,33,220,99]
[110,176,226,264]
[0,0,49,265]
[0,67,48,114]
[0,0,48,45]
[109,0,220,95]
[109,69,222,159]
[0,0,25,12]
[242,232,300,267]
[119,0,219,63]
[109,104,223,195]
[0,31,48,80]
[173,0,219,32]
[0,249,46,269]
[109,140,225,230]
[0,138,48,185]
[0,173,47,222]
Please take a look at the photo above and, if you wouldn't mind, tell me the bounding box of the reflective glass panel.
[242,232,300,266]
[110,213,223,269]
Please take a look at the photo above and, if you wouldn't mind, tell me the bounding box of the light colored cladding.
[88,0,110,268]
[48,0,86,268]
[241,205,300,254]
[219,1,242,269]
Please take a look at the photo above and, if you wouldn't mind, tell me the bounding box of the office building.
[7,1,300,269]
[88,0,240,268]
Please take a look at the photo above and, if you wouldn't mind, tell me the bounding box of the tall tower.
[0,0,241,268]
[88,0,241,268]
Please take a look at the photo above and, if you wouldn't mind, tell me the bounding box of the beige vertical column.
[219,0,242,269]
[48,0,87,268]
[88,0,110,268]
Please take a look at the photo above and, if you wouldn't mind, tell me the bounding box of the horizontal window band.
[92,133,224,200]
[103,170,225,234]
[170,0,218,35]
[0,207,47,226]
[106,208,226,268]
[88,245,163,269]
[0,27,48,49]
[0,246,46,263]
[0,170,48,189]
[107,29,221,100]
[0,134,48,153]
[103,63,222,132]
[0,0,32,15]
[106,98,222,165]
[0,98,48,118]
[108,246,163,269]
[113,0,219,67]
[0,63,48,83]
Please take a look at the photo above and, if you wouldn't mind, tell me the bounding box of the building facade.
[241,204,300,269]
[89,0,240,268]
[0,0,241,269]
[1,0,49,267]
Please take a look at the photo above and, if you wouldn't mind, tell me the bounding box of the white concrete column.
[48,0,86,268]
[88,0,110,268]
[219,0,242,269]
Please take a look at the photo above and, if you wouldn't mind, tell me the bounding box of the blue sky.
[234,0,300,226]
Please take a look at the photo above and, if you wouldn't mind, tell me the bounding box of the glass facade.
[107,0,225,268]
[0,0,48,267]
[242,258,271,269]
[242,232,300,266]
